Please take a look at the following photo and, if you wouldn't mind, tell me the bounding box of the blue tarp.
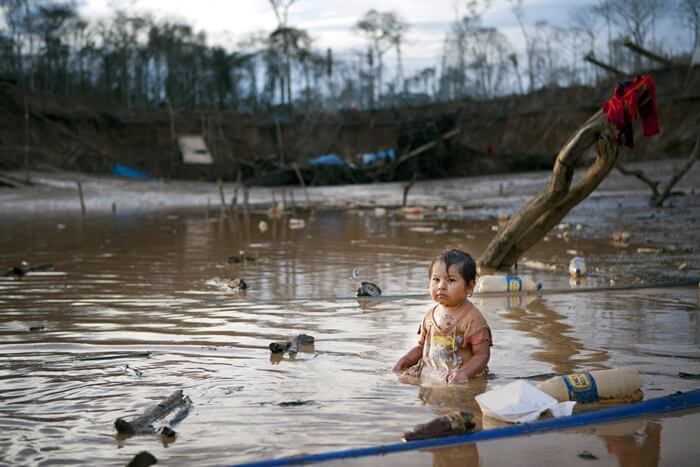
[307,154,345,166]
[362,149,396,165]
[112,163,151,180]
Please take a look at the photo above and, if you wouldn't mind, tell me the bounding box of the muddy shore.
[2,158,698,285]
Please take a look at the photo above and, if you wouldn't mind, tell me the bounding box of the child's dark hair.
[429,249,477,283]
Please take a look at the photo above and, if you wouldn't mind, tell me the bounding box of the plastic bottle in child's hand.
[568,257,587,277]
[475,274,542,293]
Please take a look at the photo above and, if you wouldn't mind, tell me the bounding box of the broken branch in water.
[2,263,54,277]
[77,351,151,361]
[402,410,475,441]
[114,390,192,435]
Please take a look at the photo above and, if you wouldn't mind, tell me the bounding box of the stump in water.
[478,83,655,272]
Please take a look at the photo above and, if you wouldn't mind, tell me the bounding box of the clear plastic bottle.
[568,256,587,277]
[475,274,542,293]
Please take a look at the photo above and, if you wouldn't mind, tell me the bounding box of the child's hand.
[446,369,469,384]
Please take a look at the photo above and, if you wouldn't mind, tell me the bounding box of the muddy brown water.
[1,163,699,466]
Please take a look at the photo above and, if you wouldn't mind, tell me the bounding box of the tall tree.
[355,9,407,106]
[675,0,700,50]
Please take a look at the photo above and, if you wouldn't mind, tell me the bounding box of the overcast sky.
[78,0,684,75]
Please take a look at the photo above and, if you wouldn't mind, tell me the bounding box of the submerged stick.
[77,351,151,361]
[114,390,191,435]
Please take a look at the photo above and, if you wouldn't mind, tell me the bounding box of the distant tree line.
[0,0,698,112]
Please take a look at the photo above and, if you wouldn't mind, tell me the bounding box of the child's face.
[429,261,472,308]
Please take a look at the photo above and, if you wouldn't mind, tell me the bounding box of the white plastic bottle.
[475,274,542,293]
[568,257,587,277]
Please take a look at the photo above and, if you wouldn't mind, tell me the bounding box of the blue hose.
[230,389,700,467]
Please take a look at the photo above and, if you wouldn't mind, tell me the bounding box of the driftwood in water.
[126,451,157,467]
[269,334,315,354]
[402,410,475,441]
[2,263,54,277]
[616,135,699,207]
[114,390,192,435]
[478,88,653,271]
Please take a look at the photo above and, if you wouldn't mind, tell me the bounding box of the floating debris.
[521,259,558,271]
[122,364,143,378]
[267,203,284,219]
[637,247,662,254]
[228,251,256,264]
[28,325,46,332]
[610,231,631,242]
[402,206,424,220]
[126,451,157,467]
[356,281,382,297]
[569,257,587,277]
[2,262,55,277]
[115,390,192,435]
[206,277,248,291]
[402,410,475,441]
[577,450,598,460]
[258,220,269,232]
[679,262,689,271]
[409,226,434,233]
[278,400,314,407]
[289,218,306,229]
[269,334,315,354]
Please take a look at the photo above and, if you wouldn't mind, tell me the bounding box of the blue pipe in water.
[230,388,700,467]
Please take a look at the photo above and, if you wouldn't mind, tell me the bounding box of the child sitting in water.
[393,249,492,384]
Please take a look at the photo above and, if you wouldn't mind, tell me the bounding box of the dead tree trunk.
[478,110,622,272]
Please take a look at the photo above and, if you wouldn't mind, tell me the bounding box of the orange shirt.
[416,302,492,381]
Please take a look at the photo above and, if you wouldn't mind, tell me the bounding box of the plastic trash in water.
[475,274,542,293]
[569,257,587,277]
[289,218,306,229]
[475,380,576,424]
[356,281,381,297]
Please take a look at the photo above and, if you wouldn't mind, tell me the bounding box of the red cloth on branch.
[602,75,660,148]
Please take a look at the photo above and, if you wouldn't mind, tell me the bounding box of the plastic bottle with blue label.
[475,274,542,293]
[568,257,587,277]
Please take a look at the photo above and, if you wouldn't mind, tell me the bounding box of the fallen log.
[479,83,654,271]
[114,390,192,435]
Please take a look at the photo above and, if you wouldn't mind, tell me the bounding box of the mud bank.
[1,66,699,183]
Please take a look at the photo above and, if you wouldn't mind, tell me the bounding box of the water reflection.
[597,420,662,467]
[480,294,609,374]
